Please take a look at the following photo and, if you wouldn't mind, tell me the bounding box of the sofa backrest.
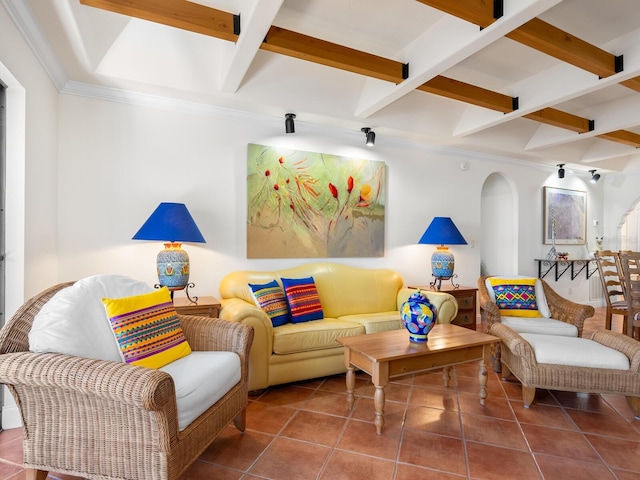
[219,262,404,318]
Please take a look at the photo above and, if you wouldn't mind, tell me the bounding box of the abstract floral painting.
[247,144,386,258]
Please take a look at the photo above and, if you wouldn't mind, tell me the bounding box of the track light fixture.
[589,169,601,183]
[557,163,565,179]
[285,113,296,134]
[362,127,376,147]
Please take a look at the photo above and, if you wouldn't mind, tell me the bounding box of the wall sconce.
[285,113,296,134]
[418,217,468,290]
[361,127,375,147]
[557,163,565,178]
[132,202,206,303]
[589,169,600,183]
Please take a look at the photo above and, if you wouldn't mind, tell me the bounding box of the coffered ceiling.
[6,0,640,173]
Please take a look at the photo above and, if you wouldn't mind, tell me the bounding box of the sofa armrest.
[477,276,502,328]
[219,298,274,391]
[396,288,459,324]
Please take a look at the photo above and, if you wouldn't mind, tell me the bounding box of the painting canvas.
[247,144,386,258]
[543,186,587,245]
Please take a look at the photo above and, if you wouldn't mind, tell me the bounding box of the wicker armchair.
[478,276,594,372]
[0,282,254,480]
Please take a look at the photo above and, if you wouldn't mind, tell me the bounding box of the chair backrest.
[595,250,625,308]
[620,252,640,324]
[0,282,73,355]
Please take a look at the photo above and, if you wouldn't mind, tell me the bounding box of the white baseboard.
[2,404,22,430]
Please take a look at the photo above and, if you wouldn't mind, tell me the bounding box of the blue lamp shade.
[133,203,205,291]
[418,217,467,286]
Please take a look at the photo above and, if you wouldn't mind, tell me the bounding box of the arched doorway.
[480,173,517,276]
[620,198,640,251]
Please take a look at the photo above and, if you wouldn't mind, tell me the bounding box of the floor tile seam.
[0,457,22,469]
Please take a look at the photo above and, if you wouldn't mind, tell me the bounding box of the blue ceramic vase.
[400,290,438,342]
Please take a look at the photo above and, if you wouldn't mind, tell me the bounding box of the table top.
[173,296,221,308]
[336,324,499,363]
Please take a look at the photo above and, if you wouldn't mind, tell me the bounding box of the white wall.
[57,92,608,305]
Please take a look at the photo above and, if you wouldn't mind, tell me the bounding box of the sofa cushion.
[160,351,241,431]
[520,333,630,370]
[339,312,403,334]
[103,287,192,369]
[281,276,324,323]
[272,318,364,354]
[29,275,154,362]
[249,280,291,327]
[501,316,578,337]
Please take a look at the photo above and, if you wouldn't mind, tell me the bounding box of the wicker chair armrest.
[179,315,253,356]
[591,330,640,372]
[477,276,501,326]
[543,281,594,334]
[490,324,537,365]
[0,352,174,411]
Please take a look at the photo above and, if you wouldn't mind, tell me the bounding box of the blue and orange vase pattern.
[157,242,190,291]
[400,289,437,342]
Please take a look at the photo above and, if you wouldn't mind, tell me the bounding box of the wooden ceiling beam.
[506,18,621,78]
[417,75,516,113]
[523,108,593,133]
[415,0,502,28]
[261,26,408,84]
[621,77,640,93]
[597,130,640,148]
[79,0,239,41]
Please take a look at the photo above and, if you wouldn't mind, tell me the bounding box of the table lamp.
[132,202,205,302]
[418,216,468,290]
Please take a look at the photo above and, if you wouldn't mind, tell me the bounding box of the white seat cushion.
[501,316,578,337]
[160,351,241,431]
[520,333,630,370]
[29,275,154,361]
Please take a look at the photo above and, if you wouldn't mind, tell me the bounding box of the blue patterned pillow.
[249,280,291,327]
[281,276,324,324]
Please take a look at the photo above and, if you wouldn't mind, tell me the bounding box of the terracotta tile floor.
[2,308,640,480]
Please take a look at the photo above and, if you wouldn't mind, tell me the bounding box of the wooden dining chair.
[620,251,640,339]
[595,250,629,331]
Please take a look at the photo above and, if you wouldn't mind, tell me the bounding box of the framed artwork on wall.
[246,143,386,258]
[543,186,587,245]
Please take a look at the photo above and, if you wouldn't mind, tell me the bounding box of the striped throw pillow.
[102,287,191,368]
[249,280,291,327]
[281,276,324,323]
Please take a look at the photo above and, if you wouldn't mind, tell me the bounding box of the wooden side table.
[173,296,221,318]
[408,285,478,330]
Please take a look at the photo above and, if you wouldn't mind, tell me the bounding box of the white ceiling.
[6,0,640,173]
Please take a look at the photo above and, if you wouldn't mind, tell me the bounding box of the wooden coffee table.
[336,324,500,434]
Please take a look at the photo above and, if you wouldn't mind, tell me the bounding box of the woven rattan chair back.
[595,250,628,330]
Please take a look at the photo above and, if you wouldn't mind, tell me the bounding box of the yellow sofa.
[219,262,458,391]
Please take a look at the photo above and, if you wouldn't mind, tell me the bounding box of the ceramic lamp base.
[157,242,190,291]
[431,246,454,278]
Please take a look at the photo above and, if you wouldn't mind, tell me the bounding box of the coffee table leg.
[443,366,451,387]
[346,366,356,410]
[374,385,385,435]
[479,347,489,406]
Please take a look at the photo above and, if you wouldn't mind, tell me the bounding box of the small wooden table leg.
[373,385,385,435]
[479,347,489,406]
[346,366,356,410]
[443,366,451,387]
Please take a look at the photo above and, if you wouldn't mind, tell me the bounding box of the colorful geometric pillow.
[249,280,291,327]
[281,276,324,324]
[488,277,543,318]
[102,287,192,369]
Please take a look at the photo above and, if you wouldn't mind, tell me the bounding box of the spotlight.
[285,113,296,134]
[361,127,375,147]
[557,163,565,179]
[589,169,600,183]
